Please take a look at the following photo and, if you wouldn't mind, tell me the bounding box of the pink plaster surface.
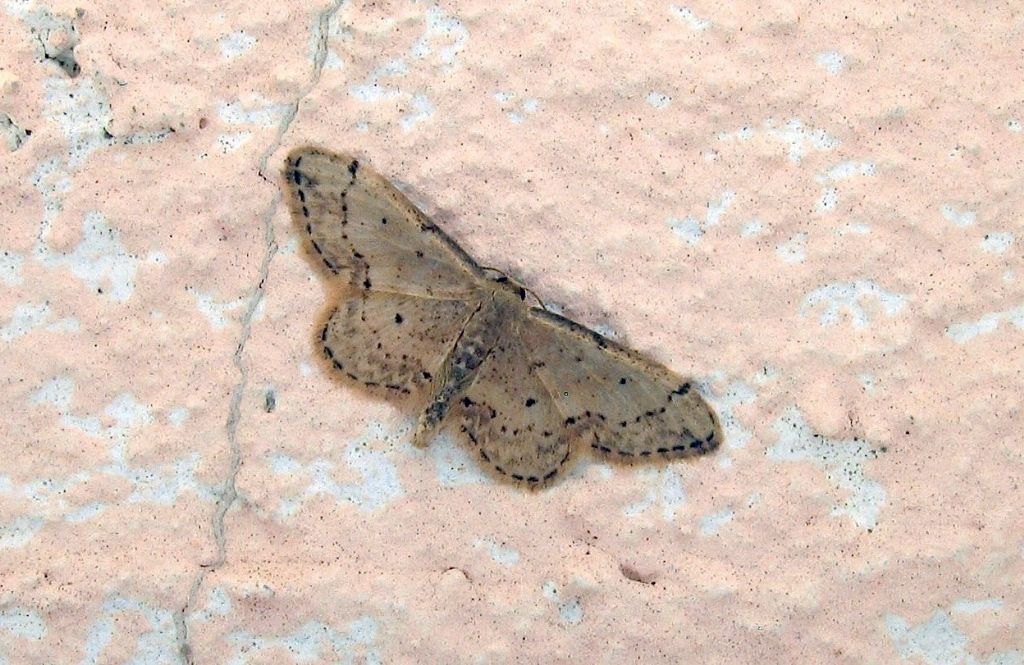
[1,1,1022,663]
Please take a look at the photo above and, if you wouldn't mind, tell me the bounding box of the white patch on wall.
[42,76,111,163]
[939,204,976,228]
[188,586,233,624]
[946,303,1024,344]
[24,376,213,525]
[765,119,840,162]
[717,125,755,142]
[815,160,876,213]
[427,432,489,486]
[951,598,1003,615]
[350,59,408,102]
[0,517,44,549]
[65,503,105,522]
[217,96,289,127]
[219,30,256,59]
[266,423,404,516]
[324,49,345,70]
[838,222,871,235]
[41,212,143,301]
[668,190,735,244]
[0,607,46,643]
[801,280,907,329]
[475,537,520,566]
[187,286,246,329]
[0,251,23,285]
[646,91,672,109]
[699,507,735,536]
[0,299,73,342]
[228,617,381,663]
[718,119,839,162]
[349,4,467,130]
[741,219,764,237]
[706,376,758,451]
[542,581,585,626]
[495,91,541,124]
[767,407,886,529]
[1008,118,1022,133]
[400,93,435,132]
[885,605,1021,665]
[815,51,846,74]
[1,302,49,343]
[322,8,353,71]
[980,232,1014,254]
[411,4,469,66]
[167,406,190,427]
[215,131,251,154]
[42,77,169,167]
[669,5,711,30]
[624,467,686,520]
[81,596,180,665]
[821,160,877,181]
[818,187,838,211]
[776,232,807,263]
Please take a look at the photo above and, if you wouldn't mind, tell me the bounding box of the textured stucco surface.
[2,1,1023,663]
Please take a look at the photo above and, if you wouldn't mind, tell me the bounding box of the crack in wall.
[173,195,279,665]
[173,1,347,663]
[258,0,347,180]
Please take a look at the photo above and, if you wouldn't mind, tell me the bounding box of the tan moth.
[283,147,722,487]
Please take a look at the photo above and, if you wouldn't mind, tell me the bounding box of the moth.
[283,147,722,486]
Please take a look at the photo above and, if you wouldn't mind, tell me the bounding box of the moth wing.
[322,290,479,396]
[520,308,722,460]
[284,146,483,299]
[455,323,572,485]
